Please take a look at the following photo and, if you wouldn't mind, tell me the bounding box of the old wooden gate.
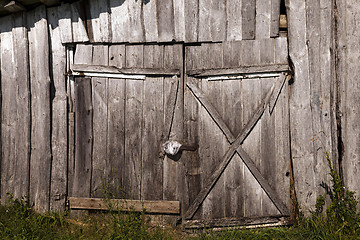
[68,38,290,227]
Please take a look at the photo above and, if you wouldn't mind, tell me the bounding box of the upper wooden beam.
[3,1,25,13]
[68,197,180,214]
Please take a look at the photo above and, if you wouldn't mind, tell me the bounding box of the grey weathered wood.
[260,39,275,64]
[73,77,93,198]
[74,44,93,64]
[88,0,110,42]
[242,0,256,39]
[143,0,158,42]
[226,0,242,41]
[48,7,68,211]
[127,0,144,42]
[286,0,317,213]
[183,216,289,229]
[256,0,271,39]
[28,6,52,212]
[3,1,25,13]
[157,0,175,42]
[223,41,241,68]
[57,3,73,43]
[269,74,287,114]
[71,1,89,43]
[141,45,164,200]
[241,40,260,66]
[72,64,180,76]
[270,0,281,37]
[210,0,226,42]
[1,15,30,203]
[91,45,109,197]
[109,45,126,68]
[275,37,288,65]
[184,0,198,42]
[69,197,180,214]
[173,0,185,41]
[187,64,289,77]
[110,0,129,43]
[198,0,211,42]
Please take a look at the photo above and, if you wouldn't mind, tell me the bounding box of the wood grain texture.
[1,14,30,203]
[48,8,68,212]
[242,0,256,39]
[110,0,129,43]
[173,0,185,41]
[71,1,89,43]
[58,3,73,43]
[91,45,109,197]
[69,197,180,214]
[127,0,145,42]
[226,0,242,40]
[143,0,158,42]
[256,0,272,39]
[184,0,199,42]
[157,0,175,42]
[286,0,317,213]
[270,0,281,37]
[88,0,111,42]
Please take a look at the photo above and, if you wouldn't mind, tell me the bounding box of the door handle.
[162,140,198,156]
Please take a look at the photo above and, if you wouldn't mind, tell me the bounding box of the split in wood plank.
[69,197,180,214]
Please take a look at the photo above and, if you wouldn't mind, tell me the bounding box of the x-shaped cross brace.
[183,73,290,220]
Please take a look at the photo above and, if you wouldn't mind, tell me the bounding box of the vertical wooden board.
[141,77,164,200]
[241,0,256,40]
[256,0,271,39]
[74,44,93,64]
[27,6,52,212]
[183,77,201,218]
[221,80,244,217]
[274,82,291,210]
[48,8,68,211]
[226,0,242,41]
[142,45,164,200]
[143,0,158,42]
[270,0,281,37]
[157,0,175,42]
[241,40,260,66]
[71,1,90,43]
[109,45,126,68]
[91,45,109,197]
[209,0,226,42]
[198,0,211,42]
[260,78,278,216]
[223,41,241,68]
[110,0,129,43]
[185,45,198,70]
[287,0,317,213]
[184,0,199,42]
[275,37,288,65]
[73,78,93,198]
[127,0,145,42]
[125,45,144,68]
[241,79,262,217]
[88,0,111,42]
[0,16,22,202]
[208,43,223,69]
[124,80,143,199]
[58,3,73,43]
[173,0,185,41]
[260,38,275,64]
[107,78,126,198]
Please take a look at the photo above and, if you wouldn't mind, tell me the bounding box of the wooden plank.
[72,64,180,76]
[73,77,93,198]
[226,0,242,41]
[74,44,93,64]
[128,0,145,42]
[143,0,158,42]
[57,3,73,44]
[88,0,110,42]
[71,1,89,43]
[260,39,275,65]
[28,6,52,212]
[210,0,226,42]
[242,0,256,40]
[91,45,109,197]
[256,0,271,39]
[141,45,164,200]
[223,41,241,68]
[69,197,180,214]
[1,15,30,202]
[286,0,317,213]
[183,216,289,229]
[125,45,144,68]
[110,0,129,43]
[187,64,289,77]
[48,8,68,211]
[198,0,211,41]
[270,0,281,37]
[109,45,126,68]
[173,0,185,41]
[184,0,198,42]
[275,37,288,65]
[157,0,175,42]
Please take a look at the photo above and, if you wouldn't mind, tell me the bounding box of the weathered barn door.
[68,44,184,208]
[182,38,291,228]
